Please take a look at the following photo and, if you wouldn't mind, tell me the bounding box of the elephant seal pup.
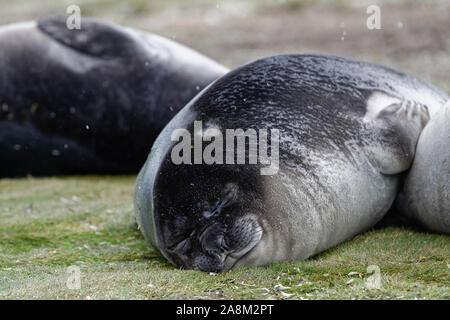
[135,54,447,272]
[393,100,450,234]
[0,17,228,177]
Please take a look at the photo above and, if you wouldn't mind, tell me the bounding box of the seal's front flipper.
[37,16,138,59]
[363,92,430,175]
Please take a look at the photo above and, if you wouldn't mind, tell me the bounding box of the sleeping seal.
[134,54,447,272]
[393,100,450,234]
[0,17,228,177]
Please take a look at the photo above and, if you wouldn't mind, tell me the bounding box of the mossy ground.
[0,176,448,299]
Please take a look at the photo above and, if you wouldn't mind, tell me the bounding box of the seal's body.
[0,17,228,177]
[394,101,450,234]
[135,54,447,272]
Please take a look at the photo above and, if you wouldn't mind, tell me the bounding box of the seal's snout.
[198,215,263,272]
[164,224,226,272]
[162,216,263,273]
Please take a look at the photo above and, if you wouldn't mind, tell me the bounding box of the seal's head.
[133,62,286,272]
[149,162,264,272]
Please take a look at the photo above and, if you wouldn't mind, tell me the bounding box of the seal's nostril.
[220,235,231,251]
[199,223,227,254]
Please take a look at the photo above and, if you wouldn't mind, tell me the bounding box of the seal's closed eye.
[202,183,239,218]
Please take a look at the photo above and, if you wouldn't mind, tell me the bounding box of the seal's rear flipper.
[364,92,430,175]
[37,16,138,58]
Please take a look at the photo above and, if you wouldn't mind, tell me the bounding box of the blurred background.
[0,0,448,91]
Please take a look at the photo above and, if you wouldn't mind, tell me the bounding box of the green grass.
[0,176,448,299]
